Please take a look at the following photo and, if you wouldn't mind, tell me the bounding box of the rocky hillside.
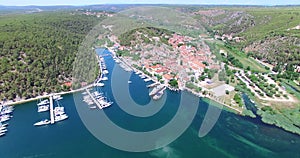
[244,36,300,65]
[194,7,300,69]
[194,9,255,35]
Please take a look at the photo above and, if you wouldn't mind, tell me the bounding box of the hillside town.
[98,24,298,115]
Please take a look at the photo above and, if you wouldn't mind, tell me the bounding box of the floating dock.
[49,95,55,124]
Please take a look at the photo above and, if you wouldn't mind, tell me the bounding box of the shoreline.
[2,84,94,107]
[4,47,298,136]
[184,87,243,114]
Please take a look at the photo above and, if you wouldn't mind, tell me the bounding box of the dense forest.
[0,12,102,101]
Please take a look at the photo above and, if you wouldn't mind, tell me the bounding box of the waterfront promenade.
[2,84,95,107]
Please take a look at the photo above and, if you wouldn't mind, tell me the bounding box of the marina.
[0,49,299,157]
[0,105,14,136]
[33,94,68,126]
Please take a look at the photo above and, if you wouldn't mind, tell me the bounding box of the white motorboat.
[38,105,49,113]
[128,80,132,84]
[95,95,104,100]
[0,129,7,133]
[103,70,109,74]
[55,114,68,122]
[37,99,49,106]
[102,76,108,81]
[0,109,13,115]
[0,132,5,137]
[95,82,104,87]
[144,78,152,82]
[53,95,63,101]
[0,115,11,122]
[87,102,94,105]
[54,100,65,115]
[34,119,51,126]
[89,106,97,109]
[0,126,6,130]
[54,106,65,115]
[0,106,14,115]
[93,91,102,96]
[98,97,113,108]
[0,123,8,127]
[139,74,146,79]
[115,59,120,63]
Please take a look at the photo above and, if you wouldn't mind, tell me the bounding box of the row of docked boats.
[34,95,68,126]
[36,95,63,113]
[100,56,107,70]
[34,107,68,126]
[113,56,121,64]
[82,91,113,110]
[93,91,113,109]
[136,71,152,82]
[94,57,108,87]
[0,123,8,137]
[101,56,108,77]
[82,93,97,109]
[0,105,14,137]
[53,103,68,123]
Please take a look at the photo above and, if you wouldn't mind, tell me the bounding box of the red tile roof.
[163,74,173,80]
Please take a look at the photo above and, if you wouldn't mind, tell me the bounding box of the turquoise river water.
[0,49,299,158]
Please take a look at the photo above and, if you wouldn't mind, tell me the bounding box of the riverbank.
[184,87,243,114]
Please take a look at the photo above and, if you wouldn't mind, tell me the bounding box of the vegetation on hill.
[0,12,101,100]
[195,7,300,74]
[118,27,174,46]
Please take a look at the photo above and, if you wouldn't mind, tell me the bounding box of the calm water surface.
[0,49,299,158]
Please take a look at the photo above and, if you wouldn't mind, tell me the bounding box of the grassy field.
[222,45,268,73]
[281,80,300,101]
[257,104,300,135]
[205,39,268,73]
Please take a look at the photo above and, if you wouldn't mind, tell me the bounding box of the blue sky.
[0,0,299,6]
